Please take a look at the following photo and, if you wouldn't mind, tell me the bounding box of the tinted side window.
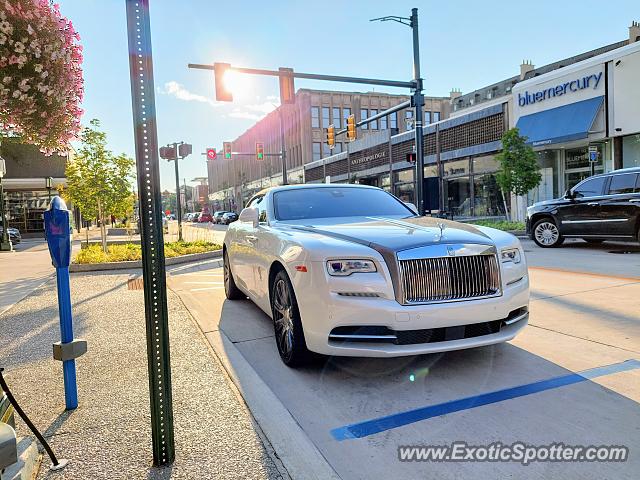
[256,197,268,223]
[573,177,606,198]
[607,174,638,195]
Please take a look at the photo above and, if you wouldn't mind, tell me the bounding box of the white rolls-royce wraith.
[223,184,529,367]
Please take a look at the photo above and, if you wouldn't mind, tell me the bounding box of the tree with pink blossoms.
[0,0,83,154]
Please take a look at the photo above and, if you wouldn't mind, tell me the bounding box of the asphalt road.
[169,240,640,480]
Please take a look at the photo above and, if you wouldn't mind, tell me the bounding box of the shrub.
[74,241,221,264]
[469,220,526,232]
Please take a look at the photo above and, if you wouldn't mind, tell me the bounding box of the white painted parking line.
[191,286,225,292]
[184,281,224,285]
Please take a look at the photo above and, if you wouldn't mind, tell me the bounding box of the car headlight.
[326,259,377,276]
[500,248,522,264]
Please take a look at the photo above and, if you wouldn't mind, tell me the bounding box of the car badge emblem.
[447,245,455,256]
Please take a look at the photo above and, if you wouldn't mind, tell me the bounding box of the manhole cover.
[127,277,144,290]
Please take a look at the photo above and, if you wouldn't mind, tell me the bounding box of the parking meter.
[44,197,86,410]
[44,197,71,268]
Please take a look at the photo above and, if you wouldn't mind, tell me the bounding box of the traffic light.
[159,145,177,160]
[406,152,416,164]
[178,143,192,158]
[279,67,295,104]
[213,62,233,102]
[346,114,356,141]
[256,142,264,161]
[223,142,232,160]
[326,125,335,149]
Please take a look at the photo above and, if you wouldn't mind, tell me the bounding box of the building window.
[312,142,321,161]
[343,107,351,125]
[380,115,387,130]
[370,109,378,129]
[323,143,331,157]
[425,111,431,124]
[311,107,320,128]
[332,107,341,128]
[433,111,441,122]
[390,112,397,130]
[361,109,368,129]
[322,107,330,129]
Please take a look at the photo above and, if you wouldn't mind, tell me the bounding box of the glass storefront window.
[6,190,50,232]
[395,182,414,204]
[442,159,469,179]
[424,165,438,178]
[472,155,499,175]
[446,176,471,217]
[473,174,506,217]
[622,134,640,169]
[564,145,604,190]
[394,168,414,184]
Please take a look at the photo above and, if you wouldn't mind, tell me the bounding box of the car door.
[249,195,277,310]
[229,199,260,293]
[598,173,640,237]
[555,175,607,236]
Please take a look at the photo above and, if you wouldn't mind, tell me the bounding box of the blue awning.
[515,96,604,147]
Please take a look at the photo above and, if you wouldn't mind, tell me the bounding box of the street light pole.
[279,107,288,185]
[172,142,183,241]
[46,176,53,203]
[0,158,11,251]
[410,8,426,216]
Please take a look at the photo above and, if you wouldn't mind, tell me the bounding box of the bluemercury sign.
[518,71,603,107]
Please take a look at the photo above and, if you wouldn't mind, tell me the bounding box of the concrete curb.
[69,249,222,272]
[2,436,41,480]
[203,330,341,480]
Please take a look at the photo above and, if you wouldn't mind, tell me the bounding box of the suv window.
[607,173,639,195]
[572,176,606,198]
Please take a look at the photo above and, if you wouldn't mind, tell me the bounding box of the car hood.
[284,216,493,252]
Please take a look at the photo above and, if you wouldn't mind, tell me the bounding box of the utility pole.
[278,107,288,185]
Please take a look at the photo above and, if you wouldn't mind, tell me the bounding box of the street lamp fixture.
[45,176,53,203]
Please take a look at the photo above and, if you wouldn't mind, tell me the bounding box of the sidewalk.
[0,271,286,479]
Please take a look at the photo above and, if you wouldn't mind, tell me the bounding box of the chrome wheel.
[534,221,560,246]
[273,278,294,359]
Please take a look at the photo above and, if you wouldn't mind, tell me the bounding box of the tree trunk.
[97,200,107,253]
[501,190,511,222]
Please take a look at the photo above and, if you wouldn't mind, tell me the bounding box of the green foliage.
[74,241,221,264]
[65,119,135,220]
[470,220,526,232]
[495,128,542,197]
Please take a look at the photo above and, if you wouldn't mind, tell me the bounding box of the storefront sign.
[517,72,602,107]
[350,150,386,167]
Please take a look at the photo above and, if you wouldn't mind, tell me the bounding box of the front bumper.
[295,261,529,357]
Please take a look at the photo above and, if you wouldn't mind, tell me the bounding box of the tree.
[64,119,135,251]
[495,128,542,220]
[0,1,83,154]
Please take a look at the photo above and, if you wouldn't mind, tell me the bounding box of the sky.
[58,0,639,191]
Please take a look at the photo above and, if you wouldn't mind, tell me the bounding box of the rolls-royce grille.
[398,254,500,304]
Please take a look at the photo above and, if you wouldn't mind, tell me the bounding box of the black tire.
[223,250,245,300]
[532,218,564,248]
[583,239,604,244]
[271,270,311,367]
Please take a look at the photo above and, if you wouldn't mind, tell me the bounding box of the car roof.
[609,166,640,174]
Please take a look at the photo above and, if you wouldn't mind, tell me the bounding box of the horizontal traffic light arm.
[335,100,411,136]
[188,63,415,89]
[227,152,283,158]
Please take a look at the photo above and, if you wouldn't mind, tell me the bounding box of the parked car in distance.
[223,184,529,367]
[527,167,640,248]
[213,211,228,224]
[221,212,238,225]
[0,221,21,244]
[191,212,201,223]
[199,211,213,223]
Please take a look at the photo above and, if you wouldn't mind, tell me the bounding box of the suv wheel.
[532,219,564,248]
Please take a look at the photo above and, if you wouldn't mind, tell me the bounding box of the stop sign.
[206,148,217,160]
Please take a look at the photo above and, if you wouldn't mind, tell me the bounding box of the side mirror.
[404,202,418,215]
[239,207,259,228]
[564,189,574,200]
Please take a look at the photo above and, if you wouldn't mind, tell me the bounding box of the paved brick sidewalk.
[0,271,285,480]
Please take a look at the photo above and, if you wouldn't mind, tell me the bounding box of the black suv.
[526,167,640,247]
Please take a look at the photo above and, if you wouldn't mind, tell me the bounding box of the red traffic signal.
[213,62,233,102]
[206,148,217,160]
[406,152,417,164]
[178,143,192,157]
[223,142,232,160]
[256,142,264,161]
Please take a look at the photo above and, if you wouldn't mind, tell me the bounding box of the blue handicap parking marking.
[331,359,640,441]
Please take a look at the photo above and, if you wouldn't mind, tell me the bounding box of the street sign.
[206,148,217,160]
[588,145,599,162]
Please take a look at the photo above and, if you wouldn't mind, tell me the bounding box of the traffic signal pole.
[278,108,288,185]
[410,8,426,216]
[172,143,183,241]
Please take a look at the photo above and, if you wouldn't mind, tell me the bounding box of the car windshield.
[273,187,414,221]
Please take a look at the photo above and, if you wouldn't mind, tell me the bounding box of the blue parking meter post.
[44,196,82,411]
